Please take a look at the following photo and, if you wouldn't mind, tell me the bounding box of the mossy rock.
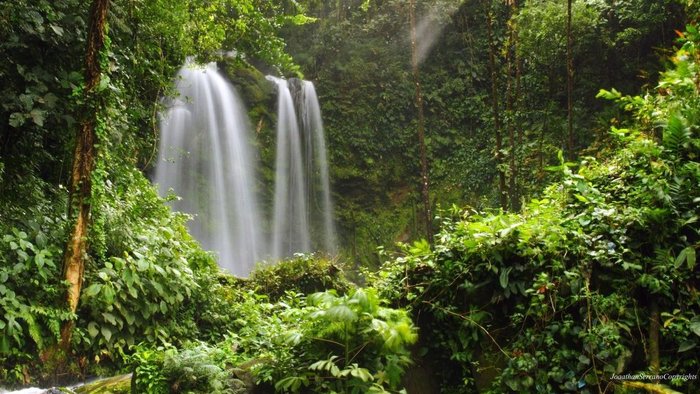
[72,374,131,394]
[219,58,275,122]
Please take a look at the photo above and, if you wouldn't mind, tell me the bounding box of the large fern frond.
[663,114,691,155]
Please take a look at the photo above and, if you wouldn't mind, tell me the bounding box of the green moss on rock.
[73,374,131,394]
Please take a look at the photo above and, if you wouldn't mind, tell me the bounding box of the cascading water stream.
[155,62,263,276]
[267,76,312,260]
[267,76,337,260]
[298,80,337,254]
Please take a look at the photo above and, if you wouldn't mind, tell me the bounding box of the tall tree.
[486,0,507,210]
[409,0,433,243]
[505,1,520,211]
[566,0,574,158]
[60,0,111,349]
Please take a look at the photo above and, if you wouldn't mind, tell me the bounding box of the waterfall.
[268,76,311,260]
[298,80,338,254]
[155,62,263,276]
[267,76,337,261]
[154,62,337,275]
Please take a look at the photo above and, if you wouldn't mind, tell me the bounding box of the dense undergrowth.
[372,25,700,393]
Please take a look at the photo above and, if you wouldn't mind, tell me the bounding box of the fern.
[663,114,691,155]
[19,306,43,350]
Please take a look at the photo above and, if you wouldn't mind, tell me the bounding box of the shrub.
[246,254,352,301]
[0,206,74,383]
[130,288,418,394]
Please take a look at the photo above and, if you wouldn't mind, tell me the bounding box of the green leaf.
[137,259,149,271]
[102,312,117,325]
[622,261,643,271]
[349,366,373,382]
[325,305,358,322]
[35,232,47,248]
[17,250,29,261]
[84,283,102,298]
[499,267,511,289]
[675,247,695,269]
[690,319,700,337]
[9,112,25,128]
[35,253,45,269]
[596,88,621,100]
[49,24,64,36]
[30,109,45,127]
[98,75,110,92]
[103,285,115,304]
[686,247,696,269]
[275,376,308,391]
[0,334,9,353]
[678,340,696,352]
[88,322,99,338]
[574,194,588,203]
[101,326,112,342]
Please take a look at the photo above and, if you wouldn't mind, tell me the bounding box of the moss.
[219,58,275,122]
[73,374,132,394]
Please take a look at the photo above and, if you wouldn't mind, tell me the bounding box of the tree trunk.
[649,300,661,381]
[566,0,574,159]
[486,1,507,210]
[409,0,433,243]
[505,4,519,211]
[513,3,522,210]
[60,0,111,350]
[539,110,548,179]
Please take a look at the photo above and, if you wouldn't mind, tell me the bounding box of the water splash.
[155,62,263,276]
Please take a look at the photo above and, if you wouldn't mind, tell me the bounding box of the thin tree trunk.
[566,0,574,158]
[513,4,522,210]
[515,23,522,149]
[649,300,661,381]
[539,111,547,179]
[505,6,519,211]
[409,0,433,243]
[486,1,507,210]
[60,0,111,350]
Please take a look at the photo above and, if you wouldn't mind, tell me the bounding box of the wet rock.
[72,374,131,394]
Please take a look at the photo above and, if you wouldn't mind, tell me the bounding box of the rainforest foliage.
[0,0,699,393]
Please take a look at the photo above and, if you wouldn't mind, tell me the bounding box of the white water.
[268,76,311,260]
[155,62,263,276]
[267,77,337,260]
[299,80,338,254]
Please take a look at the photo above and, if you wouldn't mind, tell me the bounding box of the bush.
[74,167,206,363]
[246,254,352,301]
[131,342,249,394]
[131,287,418,394]
[0,205,74,383]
